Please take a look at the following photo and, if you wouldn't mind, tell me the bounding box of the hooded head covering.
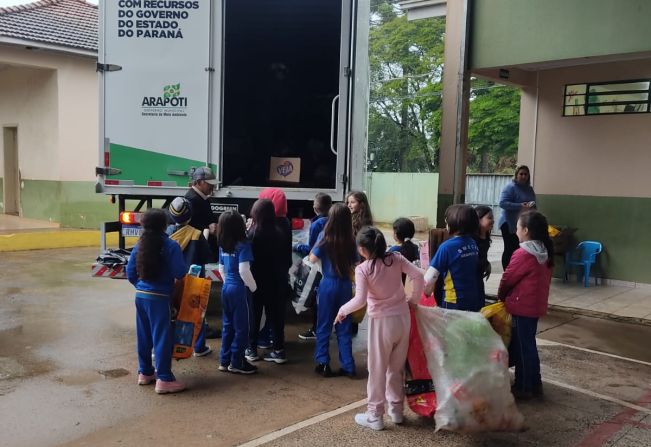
[519,240,549,264]
[259,187,287,217]
[169,197,193,225]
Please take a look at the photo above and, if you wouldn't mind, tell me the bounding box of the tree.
[368,1,444,172]
[468,83,521,173]
[368,1,521,174]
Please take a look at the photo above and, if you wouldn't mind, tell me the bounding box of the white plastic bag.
[288,256,322,314]
[415,305,524,432]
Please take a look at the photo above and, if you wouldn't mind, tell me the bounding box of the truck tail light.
[120,212,143,225]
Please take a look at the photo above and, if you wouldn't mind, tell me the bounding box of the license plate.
[121,225,142,237]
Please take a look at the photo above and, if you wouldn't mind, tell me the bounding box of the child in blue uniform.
[294,192,332,340]
[424,204,483,312]
[127,208,187,394]
[217,211,258,374]
[309,203,358,378]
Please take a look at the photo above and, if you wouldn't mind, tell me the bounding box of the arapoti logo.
[276,161,294,177]
[142,83,188,107]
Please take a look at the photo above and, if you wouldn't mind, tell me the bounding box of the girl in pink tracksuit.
[335,226,425,431]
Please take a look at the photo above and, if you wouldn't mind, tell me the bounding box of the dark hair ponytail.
[518,210,554,267]
[356,226,393,273]
[136,208,168,280]
[392,217,419,262]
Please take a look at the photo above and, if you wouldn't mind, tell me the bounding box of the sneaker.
[228,360,258,375]
[137,373,155,385]
[218,362,229,372]
[155,379,186,394]
[298,328,316,340]
[193,345,212,357]
[245,348,260,362]
[389,412,404,424]
[354,413,384,431]
[314,363,335,378]
[257,341,273,350]
[264,350,287,364]
[338,368,357,379]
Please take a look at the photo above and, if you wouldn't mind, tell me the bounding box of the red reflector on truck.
[146,180,176,187]
[104,179,135,186]
[120,212,143,225]
[104,152,110,168]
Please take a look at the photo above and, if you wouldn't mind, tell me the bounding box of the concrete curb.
[547,303,651,328]
[486,294,651,328]
[0,231,123,252]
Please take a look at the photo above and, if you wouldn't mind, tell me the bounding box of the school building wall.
[517,58,651,284]
[471,0,651,70]
[0,44,115,228]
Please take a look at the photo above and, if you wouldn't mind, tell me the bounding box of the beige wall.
[519,58,651,198]
[56,56,98,181]
[0,66,58,181]
[0,44,98,183]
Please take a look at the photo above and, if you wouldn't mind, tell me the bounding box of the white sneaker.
[354,413,384,431]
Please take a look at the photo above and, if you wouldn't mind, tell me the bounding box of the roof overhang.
[472,50,651,87]
[0,36,97,58]
[399,0,447,21]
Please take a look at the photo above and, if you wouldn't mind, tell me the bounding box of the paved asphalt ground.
[1,248,650,447]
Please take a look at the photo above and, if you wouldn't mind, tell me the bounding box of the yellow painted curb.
[0,231,133,252]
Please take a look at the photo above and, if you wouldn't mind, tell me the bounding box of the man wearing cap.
[185,166,221,339]
[185,166,219,239]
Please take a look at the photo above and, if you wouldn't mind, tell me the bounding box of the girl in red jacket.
[497,210,553,400]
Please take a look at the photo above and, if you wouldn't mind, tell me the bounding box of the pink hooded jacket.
[259,188,287,217]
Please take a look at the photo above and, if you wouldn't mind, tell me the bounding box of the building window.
[563,80,650,116]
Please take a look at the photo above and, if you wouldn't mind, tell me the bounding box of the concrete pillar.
[436,0,471,226]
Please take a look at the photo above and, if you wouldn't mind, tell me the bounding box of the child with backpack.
[309,203,358,378]
[217,211,258,374]
[167,197,214,357]
[498,210,553,400]
[424,204,483,312]
[335,226,424,431]
[126,208,187,394]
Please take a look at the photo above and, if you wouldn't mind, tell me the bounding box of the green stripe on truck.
[108,143,217,186]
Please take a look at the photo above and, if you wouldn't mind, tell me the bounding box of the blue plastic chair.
[564,241,602,287]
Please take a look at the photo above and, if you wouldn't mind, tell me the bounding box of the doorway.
[3,127,20,215]
[221,0,347,189]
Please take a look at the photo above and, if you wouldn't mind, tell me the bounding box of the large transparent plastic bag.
[415,305,524,432]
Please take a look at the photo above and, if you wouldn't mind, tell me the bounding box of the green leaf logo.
[163,83,181,98]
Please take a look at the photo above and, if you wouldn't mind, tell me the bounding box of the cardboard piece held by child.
[172,275,211,359]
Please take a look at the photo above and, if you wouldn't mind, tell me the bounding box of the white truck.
[96,0,370,252]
